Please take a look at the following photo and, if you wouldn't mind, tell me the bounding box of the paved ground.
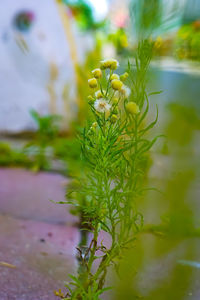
[0,168,79,300]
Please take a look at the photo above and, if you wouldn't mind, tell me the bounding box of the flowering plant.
[55,40,159,299]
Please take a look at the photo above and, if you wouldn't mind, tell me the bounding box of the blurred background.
[0,0,200,299]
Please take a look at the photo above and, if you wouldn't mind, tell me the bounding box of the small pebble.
[40,252,48,256]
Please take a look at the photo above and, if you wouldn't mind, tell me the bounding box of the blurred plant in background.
[108,28,129,55]
[175,20,200,61]
[130,0,163,39]
[23,110,61,171]
[62,0,106,31]
[0,142,31,168]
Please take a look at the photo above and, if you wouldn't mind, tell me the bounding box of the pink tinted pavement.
[0,168,79,300]
[0,168,76,224]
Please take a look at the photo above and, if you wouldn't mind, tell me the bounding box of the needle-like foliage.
[55,40,159,300]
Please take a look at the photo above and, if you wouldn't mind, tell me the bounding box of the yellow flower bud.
[87,95,95,104]
[54,289,64,297]
[119,34,128,48]
[100,60,108,70]
[88,78,98,88]
[88,122,98,134]
[111,79,123,91]
[126,102,140,115]
[154,36,162,49]
[112,97,119,104]
[92,122,97,128]
[95,90,103,99]
[110,59,119,70]
[120,72,129,81]
[100,59,119,70]
[92,68,102,79]
[110,73,119,81]
[110,114,118,123]
[100,63,105,70]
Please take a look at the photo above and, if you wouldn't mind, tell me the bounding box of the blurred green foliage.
[63,0,105,30]
[130,0,162,38]
[24,110,61,171]
[166,103,200,146]
[175,21,200,60]
[108,28,129,55]
[0,142,31,168]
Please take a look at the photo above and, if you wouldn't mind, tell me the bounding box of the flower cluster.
[87,59,140,122]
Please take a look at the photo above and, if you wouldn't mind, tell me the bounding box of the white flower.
[94,98,111,113]
[121,85,131,97]
[115,84,131,99]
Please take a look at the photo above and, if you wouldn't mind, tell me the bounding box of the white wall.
[0,0,93,133]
